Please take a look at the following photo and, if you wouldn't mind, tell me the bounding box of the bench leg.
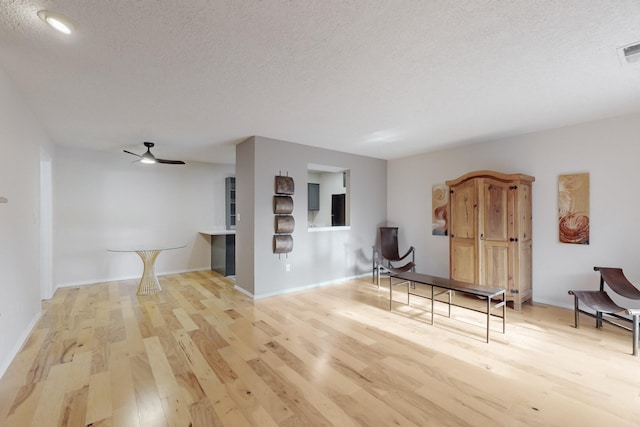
[502,292,506,334]
[372,255,375,284]
[389,274,392,310]
[431,284,434,325]
[375,265,378,288]
[486,296,491,343]
[407,281,411,305]
[633,315,639,356]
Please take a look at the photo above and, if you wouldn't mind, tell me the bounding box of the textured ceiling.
[2,0,640,164]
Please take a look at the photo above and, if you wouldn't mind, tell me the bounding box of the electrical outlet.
[285,264,291,272]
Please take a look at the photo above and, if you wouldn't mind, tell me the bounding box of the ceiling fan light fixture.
[141,152,157,164]
[37,10,74,35]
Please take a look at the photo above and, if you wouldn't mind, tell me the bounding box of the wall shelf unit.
[225,177,236,230]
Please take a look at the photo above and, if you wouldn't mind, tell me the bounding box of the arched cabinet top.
[445,170,535,186]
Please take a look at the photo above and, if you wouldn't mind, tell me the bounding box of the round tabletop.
[107,244,186,252]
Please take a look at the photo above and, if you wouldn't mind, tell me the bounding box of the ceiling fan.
[123,142,185,165]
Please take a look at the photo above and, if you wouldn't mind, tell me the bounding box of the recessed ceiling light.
[37,10,75,35]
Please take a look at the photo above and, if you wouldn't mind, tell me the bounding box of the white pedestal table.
[108,244,186,295]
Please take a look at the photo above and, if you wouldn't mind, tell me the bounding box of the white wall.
[0,67,53,376]
[388,113,640,309]
[236,137,256,295]
[54,146,234,287]
[236,136,387,298]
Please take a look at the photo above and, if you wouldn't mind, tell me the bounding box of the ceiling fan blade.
[123,149,142,158]
[157,158,186,165]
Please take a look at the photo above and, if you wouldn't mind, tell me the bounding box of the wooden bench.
[568,266,640,356]
[390,271,506,343]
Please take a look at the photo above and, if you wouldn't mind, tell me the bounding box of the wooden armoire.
[445,170,535,310]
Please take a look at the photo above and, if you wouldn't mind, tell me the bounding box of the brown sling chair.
[568,266,640,355]
[372,227,415,293]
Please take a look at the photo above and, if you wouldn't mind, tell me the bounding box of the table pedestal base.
[136,250,162,295]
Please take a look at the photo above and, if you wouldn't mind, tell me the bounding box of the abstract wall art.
[273,173,294,254]
[558,173,589,245]
[432,183,449,236]
[275,175,295,195]
[273,195,294,214]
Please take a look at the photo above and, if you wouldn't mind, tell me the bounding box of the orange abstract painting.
[558,173,589,245]
[432,184,448,236]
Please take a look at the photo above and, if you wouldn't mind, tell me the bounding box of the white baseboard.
[233,284,254,298]
[0,310,41,380]
[531,297,572,311]
[252,272,371,300]
[55,267,211,289]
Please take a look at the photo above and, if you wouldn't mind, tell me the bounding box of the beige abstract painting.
[558,173,589,245]
[432,184,448,236]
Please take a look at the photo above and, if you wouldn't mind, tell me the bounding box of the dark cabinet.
[331,193,346,226]
[211,234,235,276]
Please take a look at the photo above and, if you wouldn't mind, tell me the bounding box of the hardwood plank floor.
[1,270,639,426]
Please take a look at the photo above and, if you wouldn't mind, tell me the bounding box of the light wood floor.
[1,270,639,426]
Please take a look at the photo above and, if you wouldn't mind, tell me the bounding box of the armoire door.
[449,179,477,283]
[480,179,510,289]
[515,183,533,307]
